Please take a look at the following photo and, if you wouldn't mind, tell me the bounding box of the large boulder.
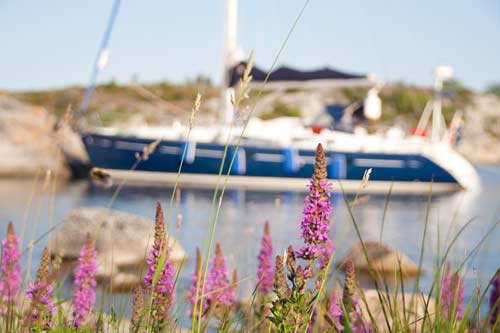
[0,94,68,177]
[359,289,435,332]
[337,241,420,277]
[0,94,89,178]
[54,122,89,165]
[49,207,187,290]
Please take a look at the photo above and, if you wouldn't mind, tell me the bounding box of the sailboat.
[80,0,479,193]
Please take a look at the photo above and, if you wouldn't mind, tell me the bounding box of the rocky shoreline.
[0,94,88,178]
[0,90,498,179]
[458,94,500,165]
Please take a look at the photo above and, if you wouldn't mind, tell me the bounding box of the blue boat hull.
[81,133,457,184]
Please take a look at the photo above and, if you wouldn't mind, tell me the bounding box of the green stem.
[196,2,311,331]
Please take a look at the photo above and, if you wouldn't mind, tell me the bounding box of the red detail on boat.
[311,126,323,134]
[409,128,427,137]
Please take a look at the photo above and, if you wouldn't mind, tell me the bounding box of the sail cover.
[228,61,373,89]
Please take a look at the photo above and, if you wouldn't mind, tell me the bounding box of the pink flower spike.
[72,233,98,328]
[328,290,343,331]
[257,221,274,294]
[297,144,333,260]
[144,202,175,325]
[24,248,54,330]
[440,263,464,321]
[0,222,21,309]
[207,244,236,306]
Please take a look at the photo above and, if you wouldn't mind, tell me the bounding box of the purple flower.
[328,290,343,331]
[0,223,21,309]
[440,264,464,321]
[350,308,376,333]
[144,202,175,325]
[489,270,500,326]
[330,294,375,333]
[336,260,376,332]
[24,248,54,330]
[319,239,334,270]
[72,233,97,328]
[297,144,333,260]
[144,241,175,305]
[26,281,54,311]
[339,296,376,333]
[207,244,235,306]
[257,221,274,294]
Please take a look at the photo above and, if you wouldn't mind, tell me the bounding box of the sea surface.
[0,166,499,316]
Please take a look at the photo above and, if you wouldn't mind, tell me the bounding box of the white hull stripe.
[101,169,462,194]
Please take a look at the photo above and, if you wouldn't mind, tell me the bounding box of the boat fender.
[329,154,347,179]
[229,147,246,175]
[364,87,382,120]
[180,141,196,164]
[283,148,299,174]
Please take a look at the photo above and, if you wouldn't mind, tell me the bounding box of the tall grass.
[2,124,500,333]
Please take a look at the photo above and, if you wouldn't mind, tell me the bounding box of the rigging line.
[77,0,122,119]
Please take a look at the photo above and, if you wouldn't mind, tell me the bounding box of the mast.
[78,0,122,119]
[221,0,240,125]
[225,0,238,65]
[431,65,453,143]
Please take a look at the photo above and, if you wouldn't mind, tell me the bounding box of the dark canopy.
[227,61,368,88]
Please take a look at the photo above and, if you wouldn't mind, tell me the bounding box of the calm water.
[0,166,499,315]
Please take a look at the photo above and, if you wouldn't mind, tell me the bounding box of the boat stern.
[423,143,480,190]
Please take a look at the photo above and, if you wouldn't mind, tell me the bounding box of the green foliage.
[98,107,130,125]
[156,82,186,101]
[260,101,301,120]
[269,290,315,332]
[268,253,317,332]
[381,87,430,124]
[340,87,367,103]
[484,115,500,140]
[193,74,212,86]
[486,83,500,97]
[16,89,82,118]
[443,79,473,107]
[341,83,473,126]
[10,79,220,125]
[101,79,120,92]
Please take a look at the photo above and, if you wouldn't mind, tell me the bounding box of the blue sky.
[1,0,499,92]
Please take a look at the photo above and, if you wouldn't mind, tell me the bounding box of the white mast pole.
[221,0,238,125]
[431,75,443,143]
[431,66,453,143]
[225,0,238,64]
